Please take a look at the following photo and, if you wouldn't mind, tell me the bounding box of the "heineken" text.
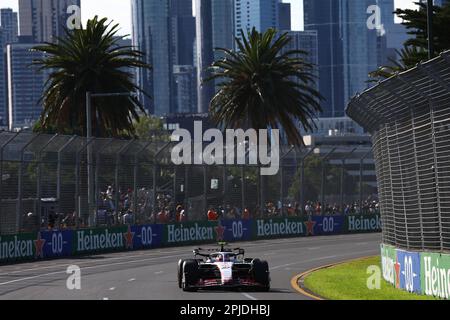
[0,236,33,260]
[257,219,304,237]
[167,224,214,243]
[348,215,381,232]
[76,230,124,252]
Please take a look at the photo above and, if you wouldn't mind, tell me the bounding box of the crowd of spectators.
[21,182,380,232]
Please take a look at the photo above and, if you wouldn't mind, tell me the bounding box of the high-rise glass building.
[304,0,344,117]
[212,0,235,59]
[341,0,379,106]
[0,9,18,44]
[234,0,280,38]
[18,0,81,43]
[278,2,291,31]
[6,40,46,130]
[195,0,215,114]
[304,0,393,117]
[0,28,6,127]
[132,0,173,115]
[171,0,196,66]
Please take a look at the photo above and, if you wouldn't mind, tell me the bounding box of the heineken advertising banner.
[73,226,128,255]
[381,243,397,286]
[131,224,163,250]
[1,214,382,265]
[345,214,382,233]
[380,244,450,299]
[313,216,344,236]
[221,219,252,242]
[41,230,73,259]
[421,252,450,299]
[0,233,40,263]
[163,221,221,245]
[397,249,421,294]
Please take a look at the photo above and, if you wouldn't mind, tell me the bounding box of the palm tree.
[32,16,151,137]
[207,28,323,146]
[368,45,427,81]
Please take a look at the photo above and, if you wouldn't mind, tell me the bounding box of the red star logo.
[304,218,316,236]
[394,257,401,288]
[123,226,135,250]
[34,232,46,259]
[215,224,225,241]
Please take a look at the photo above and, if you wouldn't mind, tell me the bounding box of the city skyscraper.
[0,28,6,127]
[171,0,196,66]
[304,0,344,117]
[212,0,235,59]
[18,0,81,43]
[304,0,394,117]
[0,8,18,44]
[278,2,292,31]
[132,0,173,115]
[6,39,46,130]
[341,0,380,106]
[234,0,280,38]
[195,0,215,114]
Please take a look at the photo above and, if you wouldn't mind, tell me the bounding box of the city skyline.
[1,0,418,37]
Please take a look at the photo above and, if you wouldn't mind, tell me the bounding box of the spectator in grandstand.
[315,202,322,216]
[242,208,251,220]
[207,208,219,221]
[122,209,134,225]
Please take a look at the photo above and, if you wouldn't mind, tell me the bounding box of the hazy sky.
[1,0,418,37]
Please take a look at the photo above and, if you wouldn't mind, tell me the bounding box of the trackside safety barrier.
[381,244,450,300]
[0,214,381,264]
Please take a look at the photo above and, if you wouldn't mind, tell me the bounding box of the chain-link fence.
[347,50,450,253]
[0,131,377,235]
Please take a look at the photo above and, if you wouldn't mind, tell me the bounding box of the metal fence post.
[321,148,336,210]
[280,146,294,216]
[0,133,19,230]
[133,141,152,218]
[340,148,358,214]
[75,138,95,226]
[114,139,135,222]
[16,134,41,233]
[93,139,113,226]
[359,150,372,213]
[57,136,76,208]
[36,134,59,228]
[241,165,245,211]
[300,148,315,215]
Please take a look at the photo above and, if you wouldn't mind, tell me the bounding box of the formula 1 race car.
[177,243,270,292]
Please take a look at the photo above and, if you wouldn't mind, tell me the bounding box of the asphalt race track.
[0,233,381,300]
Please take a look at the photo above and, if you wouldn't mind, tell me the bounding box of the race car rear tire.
[182,260,199,292]
[252,259,270,292]
[177,259,185,289]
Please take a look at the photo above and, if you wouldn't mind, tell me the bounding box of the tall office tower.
[341,0,380,106]
[195,0,215,114]
[171,0,196,66]
[6,39,46,130]
[0,28,6,127]
[173,65,197,114]
[304,0,344,117]
[282,31,319,90]
[278,2,292,31]
[212,0,235,59]
[234,0,280,39]
[18,0,81,43]
[132,0,173,116]
[0,9,18,44]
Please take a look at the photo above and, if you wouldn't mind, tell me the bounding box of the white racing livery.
[177,243,271,292]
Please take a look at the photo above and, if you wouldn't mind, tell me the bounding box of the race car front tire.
[182,260,199,292]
